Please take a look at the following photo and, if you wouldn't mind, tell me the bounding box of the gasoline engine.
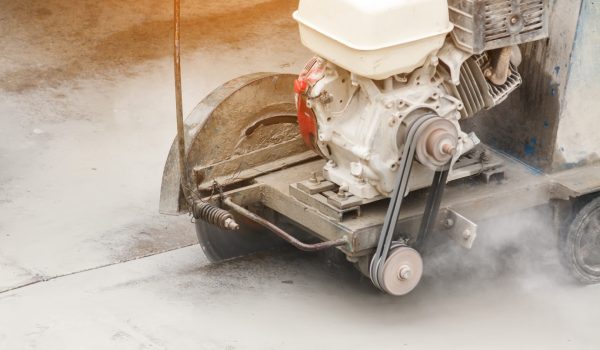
[294,0,546,199]
[288,0,548,294]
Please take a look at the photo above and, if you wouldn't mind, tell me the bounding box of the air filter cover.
[293,0,453,79]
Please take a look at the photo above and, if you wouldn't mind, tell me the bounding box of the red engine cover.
[294,57,325,153]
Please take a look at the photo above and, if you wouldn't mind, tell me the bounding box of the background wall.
[553,0,600,169]
[463,0,596,173]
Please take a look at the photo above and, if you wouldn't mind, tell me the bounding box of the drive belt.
[369,115,450,291]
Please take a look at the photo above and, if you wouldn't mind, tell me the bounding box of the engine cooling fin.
[454,52,522,118]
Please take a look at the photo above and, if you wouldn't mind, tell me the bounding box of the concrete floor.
[0,0,598,349]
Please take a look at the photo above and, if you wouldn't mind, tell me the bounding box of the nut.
[398,265,412,280]
[309,171,320,184]
[462,229,472,240]
[443,217,455,229]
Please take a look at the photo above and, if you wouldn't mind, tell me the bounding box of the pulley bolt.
[398,265,412,280]
[443,217,455,228]
[442,143,457,156]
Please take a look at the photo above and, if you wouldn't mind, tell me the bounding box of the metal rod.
[173,0,187,192]
[223,198,348,252]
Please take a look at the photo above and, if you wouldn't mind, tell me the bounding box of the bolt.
[462,229,472,240]
[320,91,332,104]
[442,143,457,156]
[443,217,455,229]
[396,74,408,83]
[510,15,519,24]
[309,171,320,184]
[480,150,490,163]
[224,217,240,230]
[398,265,412,280]
[337,184,350,198]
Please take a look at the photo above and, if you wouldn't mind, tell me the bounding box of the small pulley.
[379,243,424,296]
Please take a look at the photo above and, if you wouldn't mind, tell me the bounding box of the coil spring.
[193,201,238,230]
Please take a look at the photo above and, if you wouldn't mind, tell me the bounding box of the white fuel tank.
[293,0,453,80]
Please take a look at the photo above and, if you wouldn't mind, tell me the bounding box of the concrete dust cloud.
[423,204,569,292]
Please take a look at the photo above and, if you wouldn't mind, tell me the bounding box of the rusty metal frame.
[210,149,600,258]
[223,197,348,251]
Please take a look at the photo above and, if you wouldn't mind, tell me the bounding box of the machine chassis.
[201,146,600,259]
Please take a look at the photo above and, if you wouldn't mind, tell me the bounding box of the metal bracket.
[438,208,478,249]
[291,176,386,221]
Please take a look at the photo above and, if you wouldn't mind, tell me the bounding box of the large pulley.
[370,114,453,296]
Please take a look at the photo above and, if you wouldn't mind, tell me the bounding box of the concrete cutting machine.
[161,0,600,295]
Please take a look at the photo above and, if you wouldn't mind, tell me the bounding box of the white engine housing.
[301,57,478,199]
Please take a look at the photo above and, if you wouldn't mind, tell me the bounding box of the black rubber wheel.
[563,196,600,284]
[195,206,286,262]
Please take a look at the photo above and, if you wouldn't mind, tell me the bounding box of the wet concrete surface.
[0,0,599,349]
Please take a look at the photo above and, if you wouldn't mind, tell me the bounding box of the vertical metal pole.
[173,0,187,190]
